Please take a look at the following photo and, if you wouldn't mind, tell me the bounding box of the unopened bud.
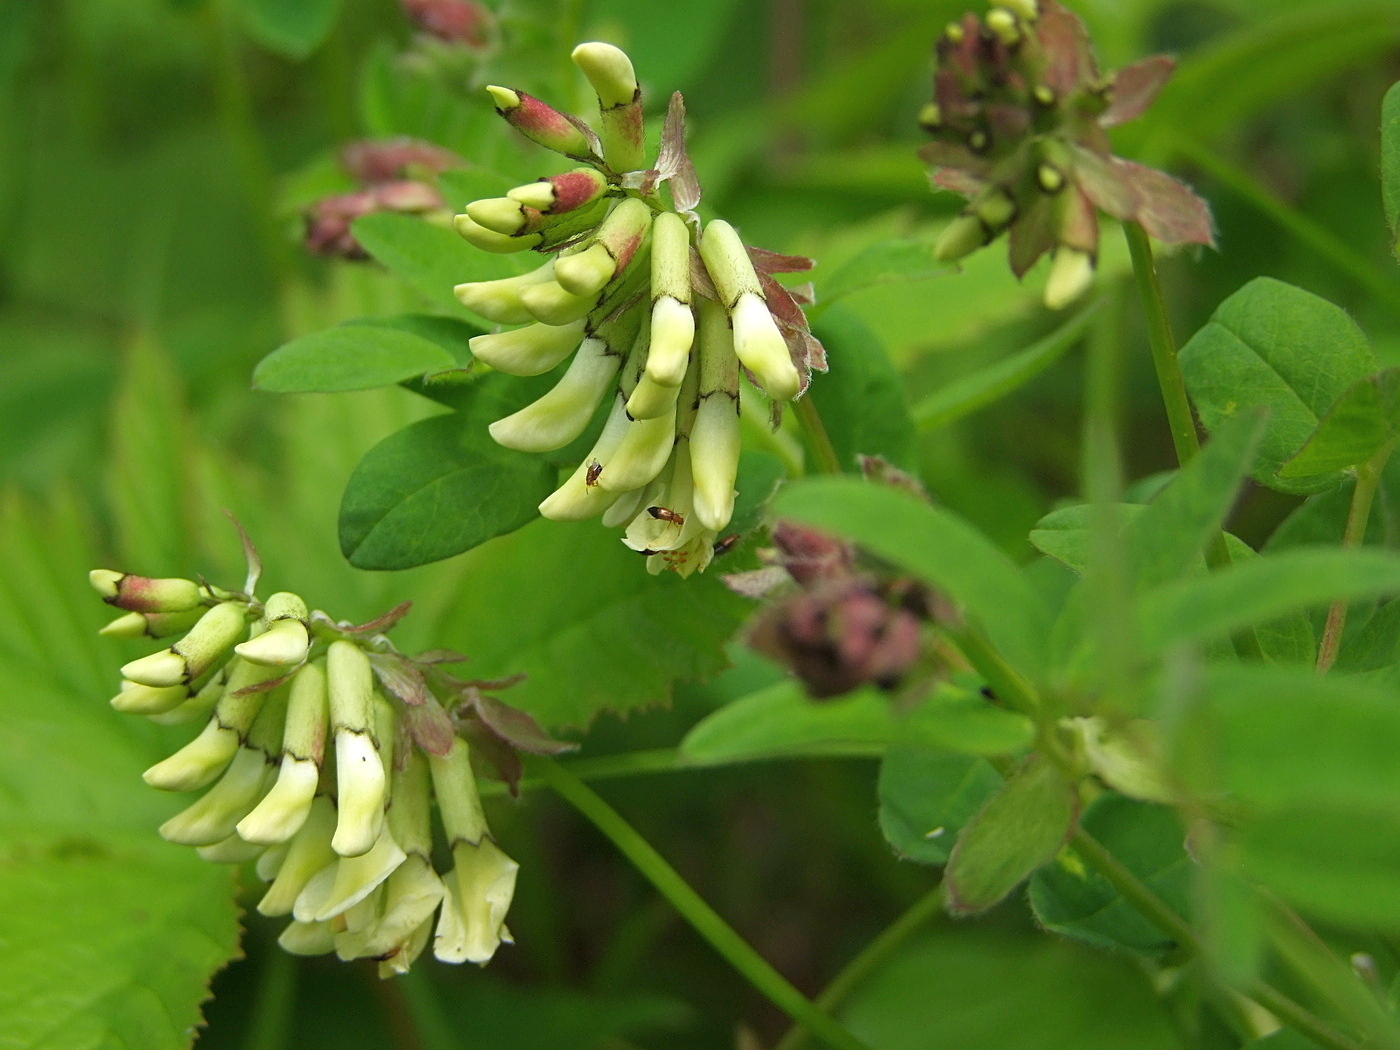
[571,42,644,172]
[278,920,337,957]
[454,213,540,253]
[508,167,611,214]
[121,601,248,687]
[986,8,1020,45]
[553,244,616,298]
[90,570,205,613]
[1044,247,1094,309]
[689,300,741,532]
[517,279,599,326]
[259,796,338,916]
[486,86,599,163]
[196,834,266,865]
[537,396,632,521]
[934,214,987,263]
[110,679,190,715]
[454,261,558,325]
[1002,0,1038,19]
[468,319,585,376]
[730,293,801,402]
[465,196,531,235]
[489,337,621,452]
[159,745,275,846]
[918,102,942,131]
[642,297,695,390]
[327,640,385,858]
[235,593,310,667]
[238,661,328,844]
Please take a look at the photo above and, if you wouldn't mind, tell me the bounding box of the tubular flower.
[451,41,827,575]
[89,561,572,976]
[921,1,1214,307]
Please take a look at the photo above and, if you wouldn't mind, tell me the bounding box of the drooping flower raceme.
[90,565,569,977]
[452,42,826,576]
[921,0,1214,307]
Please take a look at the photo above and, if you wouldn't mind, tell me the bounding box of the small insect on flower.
[647,506,685,525]
[585,459,604,486]
[712,534,742,557]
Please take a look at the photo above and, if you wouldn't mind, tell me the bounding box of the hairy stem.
[794,395,845,475]
[1317,439,1397,671]
[772,885,945,1050]
[533,757,875,1050]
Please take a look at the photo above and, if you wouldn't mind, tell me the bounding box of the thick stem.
[1317,439,1396,671]
[773,885,945,1050]
[532,757,874,1050]
[241,948,296,1050]
[794,395,845,475]
[1123,222,1200,467]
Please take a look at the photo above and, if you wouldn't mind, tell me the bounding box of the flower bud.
[238,661,329,845]
[507,168,611,214]
[327,640,385,858]
[641,296,695,392]
[454,261,557,325]
[259,796,338,916]
[90,570,204,613]
[235,592,310,667]
[142,656,283,791]
[468,319,585,377]
[985,7,1021,45]
[934,214,986,263]
[453,213,541,253]
[196,834,266,865]
[1044,247,1094,309]
[257,841,290,882]
[571,42,644,173]
[517,279,600,326]
[465,196,533,236]
[278,919,338,957]
[730,292,801,402]
[537,395,631,521]
[101,607,203,640]
[690,300,741,532]
[624,371,682,421]
[488,337,622,452]
[148,666,225,726]
[110,679,190,716]
[486,86,600,163]
[121,601,248,688]
[596,402,677,493]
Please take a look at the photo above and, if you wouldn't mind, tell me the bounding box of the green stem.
[1123,221,1201,467]
[532,757,874,1050]
[241,948,296,1050]
[1124,221,1263,660]
[944,627,1039,716]
[1317,439,1397,671]
[794,395,844,475]
[1070,830,1368,1050]
[772,885,946,1050]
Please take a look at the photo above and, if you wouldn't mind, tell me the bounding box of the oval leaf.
[254,320,462,394]
[878,749,1002,866]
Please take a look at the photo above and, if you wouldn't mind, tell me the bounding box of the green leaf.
[1383,79,1400,257]
[1279,368,1400,479]
[912,307,1094,432]
[352,211,524,316]
[773,478,1052,675]
[1124,410,1266,590]
[254,315,477,394]
[839,927,1181,1050]
[1137,548,1400,657]
[679,682,899,765]
[679,681,1033,766]
[807,308,918,471]
[812,237,946,311]
[878,749,1001,866]
[1178,277,1377,494]
[237,0,341,59]
[428,517,750,728]
[945,756,1077,915]
[1239,806,1400,931]
[0,500,240,1050]
[1336,598,1400,672]
[338,375,557,569]
[1030,795,1191,958]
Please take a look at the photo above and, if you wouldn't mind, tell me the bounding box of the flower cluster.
[923,0,1214,307]
[90,566,568,976]
[452,42,826,576]
[304,138,459,260]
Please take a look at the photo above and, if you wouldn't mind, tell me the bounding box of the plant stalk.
[1317,438,1397,671]
[772,885,946,1050]
[532,757,874,1050]
[794,395,844,475]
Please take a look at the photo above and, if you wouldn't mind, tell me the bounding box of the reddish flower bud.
[401,0,493,48]
[339,138,461,184]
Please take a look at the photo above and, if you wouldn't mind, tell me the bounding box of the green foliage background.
[4,0,1400,1047]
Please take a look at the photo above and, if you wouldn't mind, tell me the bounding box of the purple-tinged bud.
[401,0,493,48]
[554,198,652,297]
[90,570,203,613]
[486,86,600,164]
[340,137,461,184]
[507,168,611,215]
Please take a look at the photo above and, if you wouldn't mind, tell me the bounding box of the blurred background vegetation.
[3,0,1400,1047]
